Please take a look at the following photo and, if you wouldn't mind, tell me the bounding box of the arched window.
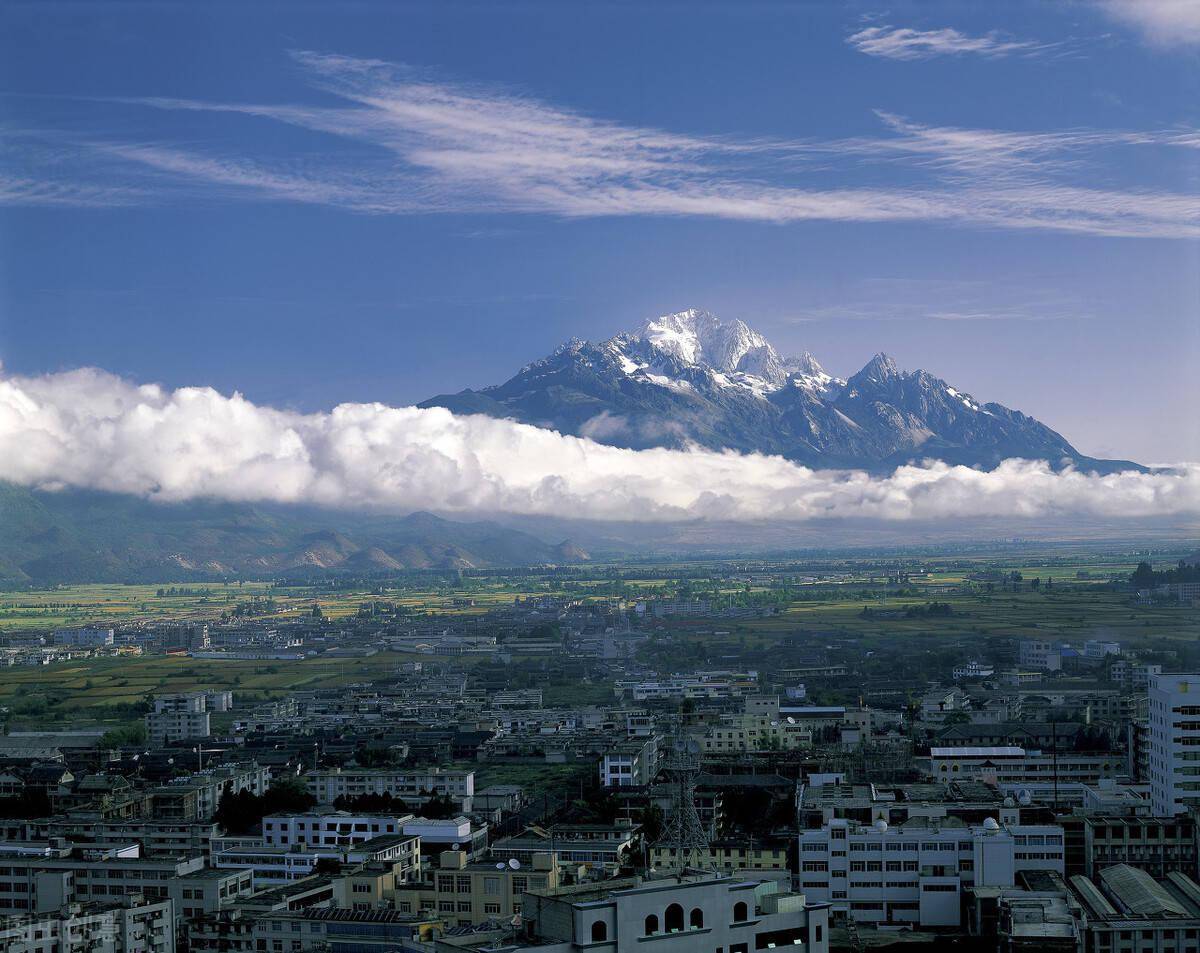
[644,915,659,936]
[689,907,704,929]
[665,903,684,933]
[591,921,607,942]
[733,900,749,922]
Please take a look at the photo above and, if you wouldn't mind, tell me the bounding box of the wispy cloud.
[1095,0,1200,47]
[846,24,1055,60]
[780,278,1091,325]
[3,50,1199,239]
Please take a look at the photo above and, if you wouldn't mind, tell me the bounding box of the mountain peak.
[633,309,770,372]
[856,352,901,383]
[420,306,1128,472]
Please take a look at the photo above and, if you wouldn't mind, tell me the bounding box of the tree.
[98,723,147,749]
[420,793,458,819]
[640,805,664,843]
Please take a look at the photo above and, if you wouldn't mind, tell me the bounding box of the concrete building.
[0,895,175,953]
[598,739,658,788]
[144,694,211,747]
[1149,674,1200,816]
[394,850,561,927]
[303,767,474,806]
[920,746,1125,787]
[214,833,419,889]
[1070,864,1200,953]
[484,872,831,953]
[261,809,412,849]
[52,628,115,648]
[796,817,1065,928]
[1019,640,1063,672]
[1060,814,1198,879]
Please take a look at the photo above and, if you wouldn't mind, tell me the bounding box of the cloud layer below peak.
[1,367,1196,525]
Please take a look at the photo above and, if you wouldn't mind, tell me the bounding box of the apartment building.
[1149,674,1200,816]
[0,894,174,953]
[648,837,792,884]
[598,740,658,788]
[1060,815,1198,879]
[214,834,419,889]
[303,768,474,806]
[144,695,211,747]
[261,810,411,849]
[796,817,1065,928]
[1018,640,1062,672]
[392,850,561,928]
[0,842,251,920]
[920,746,1125,786]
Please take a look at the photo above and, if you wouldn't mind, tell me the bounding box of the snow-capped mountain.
[422,309,1138,472]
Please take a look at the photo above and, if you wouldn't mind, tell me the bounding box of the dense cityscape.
[0,547,1195,952]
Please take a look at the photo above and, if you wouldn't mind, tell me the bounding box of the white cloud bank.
[1,368,1196,524]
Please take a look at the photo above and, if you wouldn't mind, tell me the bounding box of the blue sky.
[1,0,1197,463]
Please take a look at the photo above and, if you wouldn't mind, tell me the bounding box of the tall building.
[144,693,211,746]
[1148,674,1200,815]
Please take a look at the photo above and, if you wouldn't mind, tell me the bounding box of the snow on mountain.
[604,308,844,400]
[420,307,1141,473]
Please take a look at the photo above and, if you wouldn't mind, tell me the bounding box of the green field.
[0,650,427,728]
[2,550,1195,731]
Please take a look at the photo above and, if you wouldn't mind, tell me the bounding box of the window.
[690,908,704,929]
[733,901,748,923]
[645,914,659,936]
[591,921,607,942]
[665,903,684,933]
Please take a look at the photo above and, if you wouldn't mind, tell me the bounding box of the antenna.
[656,725,710,874]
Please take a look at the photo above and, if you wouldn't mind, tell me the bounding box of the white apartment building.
[1018,639,1063,672]
[52,627,115,648]
[262,810,411,848]
[599,739,658,787]
[797,818,1065,928]
[214,832,419,888]
[952,661,995,681]
[1148,673,1200,815]
[303,767,474,805]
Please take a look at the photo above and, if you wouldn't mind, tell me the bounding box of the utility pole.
[1051,718,1059,813]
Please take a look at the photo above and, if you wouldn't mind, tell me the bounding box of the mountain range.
[423,308,1136,473]
[0,482,587,586]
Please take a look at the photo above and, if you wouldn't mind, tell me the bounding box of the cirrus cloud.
[3,51,1200,239]
[846,25,1055,60]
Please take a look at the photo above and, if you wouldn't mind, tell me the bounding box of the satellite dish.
[873,818,888,833]
[452,843,461,851]
[496,863,506,870]
[786,717,796,725]
[508,859,521,870]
